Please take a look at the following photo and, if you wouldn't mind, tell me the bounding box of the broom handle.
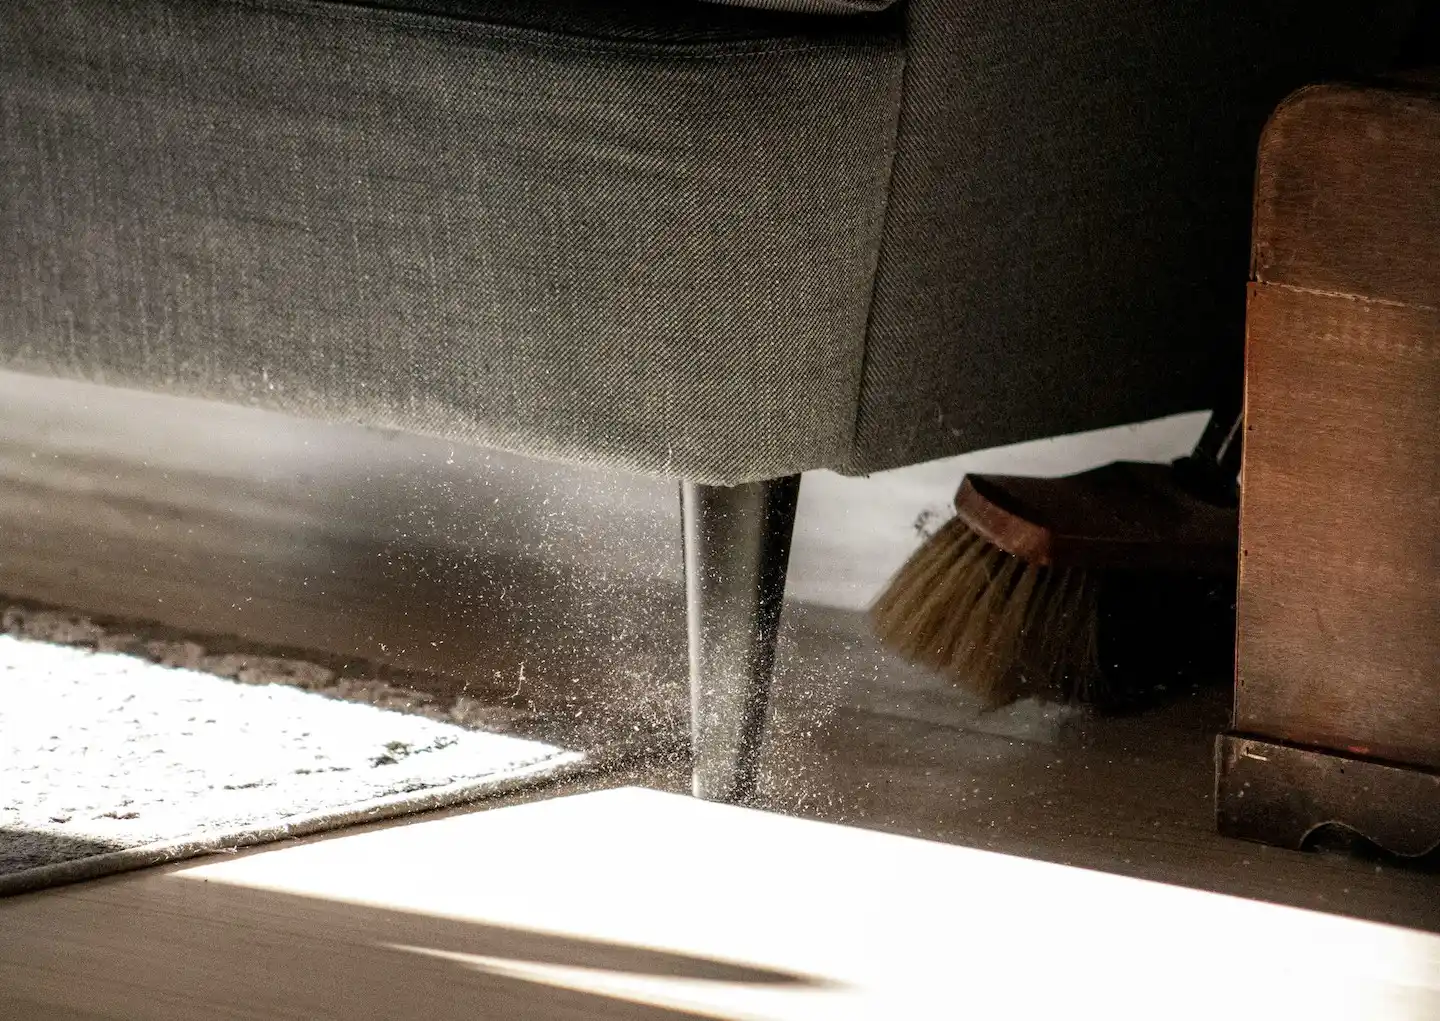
[1173,384,1245,505]
[1193,398,1244,478]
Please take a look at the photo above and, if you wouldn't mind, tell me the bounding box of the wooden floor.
[2,371,1438,1018]
[3,786,1438,1020]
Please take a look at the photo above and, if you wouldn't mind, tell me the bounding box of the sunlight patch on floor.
[171,787,1440,1021]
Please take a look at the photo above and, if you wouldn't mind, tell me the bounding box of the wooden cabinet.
[1218,78,1440,857]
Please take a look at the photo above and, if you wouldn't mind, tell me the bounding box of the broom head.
[870,462,1238,706]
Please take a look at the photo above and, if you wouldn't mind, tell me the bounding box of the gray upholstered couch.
[0,0,1420,800]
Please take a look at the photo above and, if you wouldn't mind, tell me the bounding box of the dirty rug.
[0,627,590,896]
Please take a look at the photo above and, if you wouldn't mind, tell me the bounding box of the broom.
[870,406,1243,708]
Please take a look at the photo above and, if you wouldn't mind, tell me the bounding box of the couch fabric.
[849,1,1421,473]
[0,0,1419,484]
[1,0,902,483]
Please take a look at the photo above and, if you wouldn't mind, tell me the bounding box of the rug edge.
[0,750,593,899]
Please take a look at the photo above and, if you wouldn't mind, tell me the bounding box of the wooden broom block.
[955,462,1237,574]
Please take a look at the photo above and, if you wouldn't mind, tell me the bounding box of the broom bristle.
[869,517,1101,706]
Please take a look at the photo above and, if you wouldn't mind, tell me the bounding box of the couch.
[0,0,1420,800]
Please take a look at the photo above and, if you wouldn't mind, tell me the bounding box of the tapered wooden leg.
[681,475,801,803]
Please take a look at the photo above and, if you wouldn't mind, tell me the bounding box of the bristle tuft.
[869,517,1101,706]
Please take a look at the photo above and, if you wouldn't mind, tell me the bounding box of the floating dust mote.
[869,518,1101,706]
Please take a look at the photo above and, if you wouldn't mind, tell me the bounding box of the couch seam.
[229,0,881,61]
[841,18,909,475]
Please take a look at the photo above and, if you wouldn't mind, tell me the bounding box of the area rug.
[0,625,592,896]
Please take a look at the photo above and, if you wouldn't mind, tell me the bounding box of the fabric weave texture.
[0,0,1420,483]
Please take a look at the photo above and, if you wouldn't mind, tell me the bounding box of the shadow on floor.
[1,865,830,1020]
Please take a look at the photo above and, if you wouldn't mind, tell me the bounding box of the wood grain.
[1236,284,1440,766]
[1237,79,1440,779]
[1253,82,1440,305]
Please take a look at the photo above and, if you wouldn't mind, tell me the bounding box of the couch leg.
[681,475,801,803]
